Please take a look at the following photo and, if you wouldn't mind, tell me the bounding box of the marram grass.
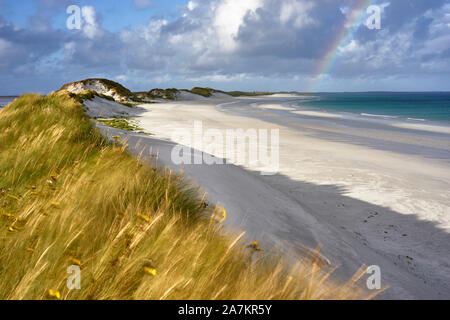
[0,93,374,300]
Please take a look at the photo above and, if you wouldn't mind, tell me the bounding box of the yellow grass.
[0,93,374,300]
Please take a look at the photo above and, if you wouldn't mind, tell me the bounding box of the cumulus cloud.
[280,0,315,29]
[213,0,263,51]
[187,1,198,11]
[333,1,450,78]
[0,15,64,72]
[81,6,101,39]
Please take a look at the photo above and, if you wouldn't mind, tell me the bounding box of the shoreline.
[257,97,450,136]
[221,98,450,160]
[278,92,450,126]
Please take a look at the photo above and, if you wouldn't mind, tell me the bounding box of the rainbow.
[308,0,376,92]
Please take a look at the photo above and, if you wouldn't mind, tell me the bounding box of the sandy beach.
[90,95,450,299]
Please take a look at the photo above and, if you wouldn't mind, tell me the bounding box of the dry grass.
[0,93,374,300]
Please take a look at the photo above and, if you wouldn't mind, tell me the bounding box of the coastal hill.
[61,78,135,102]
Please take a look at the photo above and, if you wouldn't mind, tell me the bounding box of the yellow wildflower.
[51,202,61,208]
[144,267,157,276]
[112,135,121,141]
[1,212,17,221]
[219,208,227,223]
[248,241,264,253]
[138,213,152,223]
[70,257,82,267]
[47,289,61,300]
[8,226,19,232]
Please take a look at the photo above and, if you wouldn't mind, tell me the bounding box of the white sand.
[93,96,450,299]
[251,103,296,111]
[264,93,306,98]
[291,110,343,118]
[83,96,143,118]
[392,122,450,134]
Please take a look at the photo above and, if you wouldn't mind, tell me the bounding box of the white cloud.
[339,39,358,53]
[115,74,129,82]
[139,19,168,43]
[64,41,76,59]
[187,1,198,11]
[280,0,315,29]
[213,0,263,51]
[81,6,101,39]
[186,73,247,82]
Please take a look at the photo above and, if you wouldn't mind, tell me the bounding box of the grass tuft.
[97,118,149,134]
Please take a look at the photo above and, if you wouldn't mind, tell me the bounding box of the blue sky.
[0,0,449,94]
[1,0,184,29]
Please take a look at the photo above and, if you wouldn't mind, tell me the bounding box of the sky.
[0,0,449,94]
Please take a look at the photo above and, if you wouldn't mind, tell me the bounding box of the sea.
[296,92,450,123]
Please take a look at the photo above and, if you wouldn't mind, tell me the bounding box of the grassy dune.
[0,93,372,300]
[61,78,134,99]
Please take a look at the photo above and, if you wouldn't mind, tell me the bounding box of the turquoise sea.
[297,92,450,123]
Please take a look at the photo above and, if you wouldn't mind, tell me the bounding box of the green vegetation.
[97,118,148,134]
[119,102,136,108]
[133,89,179,101]
[189,87,214,97]
[61,78,133,98]
[187,87,273,98]
[61,79,146,103]
[71,90,116,103]
[147,88,179,100]
[59,78,298,102]
[226,91,273,97]
[59,78,308,102]
[0,92,372,300]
